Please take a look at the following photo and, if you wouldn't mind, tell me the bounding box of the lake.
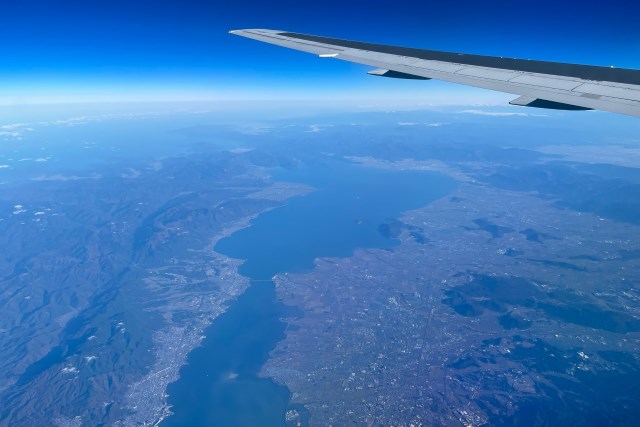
[162,159,456,426]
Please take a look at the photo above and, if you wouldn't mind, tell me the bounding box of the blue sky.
[1,0,639,105]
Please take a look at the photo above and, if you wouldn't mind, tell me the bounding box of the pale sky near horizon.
[2,0,639,106]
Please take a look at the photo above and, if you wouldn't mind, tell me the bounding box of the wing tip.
[228,28,284,36]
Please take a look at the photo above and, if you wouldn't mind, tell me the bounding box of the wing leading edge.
[229,29,640,118]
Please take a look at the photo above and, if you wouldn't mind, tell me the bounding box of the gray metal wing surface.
[229,29,640,118]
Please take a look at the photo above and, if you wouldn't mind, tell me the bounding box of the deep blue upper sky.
[1,0,639,104]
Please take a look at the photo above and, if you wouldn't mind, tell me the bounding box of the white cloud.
[50,112,165,127]
[303,124,335,133]
[53,116,91,126]
[458,109,529,117]
[0,123,33,140]
[0,165,9,169]
[1,123,25,130]
[32,173,101,181]
[19,157,51,163]
[398,121,448,127]
[0,131,23,138]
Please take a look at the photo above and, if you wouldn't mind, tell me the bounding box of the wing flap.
[509,74,583,91]
[509,95,592,111]
[367,68,431,80]
[456,67,521,81]
[574,82,640,102]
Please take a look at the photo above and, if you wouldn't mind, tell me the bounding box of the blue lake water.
[162,160,456,426]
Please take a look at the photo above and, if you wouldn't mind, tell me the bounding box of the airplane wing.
[229,29,640,118]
